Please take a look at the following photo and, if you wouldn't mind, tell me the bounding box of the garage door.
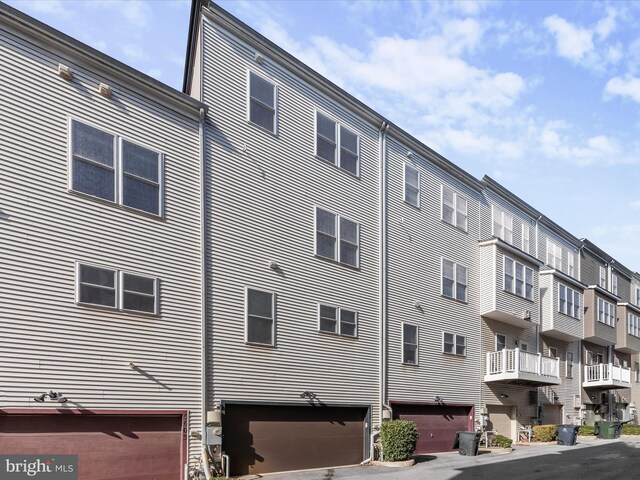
[392,404,473,454]
[224,404,367,476]
[487,405,513,438]
[0,412,183,480]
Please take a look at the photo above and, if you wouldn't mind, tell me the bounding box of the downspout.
[534,216,542,355]
[378,121,389,461]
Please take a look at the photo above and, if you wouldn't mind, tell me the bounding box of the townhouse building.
[0,4,205,479]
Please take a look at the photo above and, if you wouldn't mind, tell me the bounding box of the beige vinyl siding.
[480,245,495,314]
[540,273,583,341]
[201,18,379,421]
[581,251,605,287]
[539,338,581,424]
[0,20,202,458]
[615,270,631,304]
[494,246,539,325]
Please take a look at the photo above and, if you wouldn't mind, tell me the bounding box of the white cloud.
[604,76,640,103]
[595,8,617,40]
[122,44,145,60]
[17,0,72,18]
[147,68,163,80]
[544,15,594,61]
[121,0,151,28]
[539,123,623,166]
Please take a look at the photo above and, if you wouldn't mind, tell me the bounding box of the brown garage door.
[392,403,473,454]
[224,404,367,476]
[0,412,183,480]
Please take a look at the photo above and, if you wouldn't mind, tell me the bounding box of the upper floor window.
[492,206,513,244]
[248,71,276,133]
[70,120,163,216]
[442,258,468,302]
[566,352,574,378]
[442,186,468,232]
[546,240,562,269]
[404,164,420,207]
[597,297,615,327]
[629,313,640,338]
[318,304,357,337]
[315,111,359,176]
[246,288,275,346]
[402,323,418,365]
[599,266,607,288]
[612,274,618,296]
[443,332,466,356]
[568,252,575,277]
[504,256,534,301]
[549,346,558,358]
[559,283,581,319]
[522,224,530,254]
[496,333,506,351]
[636,287,640,306]
[315,207,359,268]
[76,263,158,315]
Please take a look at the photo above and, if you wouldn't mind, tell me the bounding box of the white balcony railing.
[485,348,561,385]
[583,363,631,388]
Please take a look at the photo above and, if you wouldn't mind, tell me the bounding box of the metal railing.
[486,348,560,378]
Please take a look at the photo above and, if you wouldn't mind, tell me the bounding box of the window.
[558,284,582,319]
[248,71,276,133]
[443,332,466,356]
[76,263,158,315]
[566,352,574,378]
[318,305,357,337]
[612,274,618,296]
[596,353,604,364]
[402,323,418,365]
[442,259,468,302]
[315,207,359,268]
[496,334,506,351]
[635,362,640,383]
[599,266,607,288]
[315,111,359,175]
[636,287,640,306]
[546,240,562,269]
[568,252,575,277]
[492,206,513,244]
[442,186,468,231]
[404,164,420,207]
[522,224,530,254]
[70,120,163,216]
[504,256,534,301]
[246,288,275,346]
[520,342,528,352]
[549,347,558,358]
[597,298,615,327]
[628,313,640,338]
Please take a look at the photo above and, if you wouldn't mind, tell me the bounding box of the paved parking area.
[245,438,640,480]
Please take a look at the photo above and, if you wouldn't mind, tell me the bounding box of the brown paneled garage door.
[0,411,184,480]
[224,404,368,476]
[392,403,473,454]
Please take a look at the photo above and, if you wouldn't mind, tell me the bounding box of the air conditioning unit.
[522,310,532,320]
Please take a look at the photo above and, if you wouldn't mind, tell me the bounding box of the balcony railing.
[484,348,560,385]
[583,363,631,389]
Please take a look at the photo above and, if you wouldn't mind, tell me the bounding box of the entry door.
[487,405,514,439]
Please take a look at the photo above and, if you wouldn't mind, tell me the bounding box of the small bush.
[492,434,513,448]
[579,425,595,436]
[532,424,558,442]
[380,420,419,461]
[621,423,640,435]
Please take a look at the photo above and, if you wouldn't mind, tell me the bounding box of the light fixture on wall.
[98,82,111,98]
[553,396,560,402]
[268,260,279,270]
[406,151,413,159]
[33,391,68,403]
[499,393,509,399]
[434,395,444,403]
[414,301,422,309]
[57,63,72,80]
[300,390,317,400]
[254,53,264,64]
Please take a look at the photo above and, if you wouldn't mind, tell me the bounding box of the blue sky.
[8,0,640,271]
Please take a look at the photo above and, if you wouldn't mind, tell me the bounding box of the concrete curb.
[372,459,416,468]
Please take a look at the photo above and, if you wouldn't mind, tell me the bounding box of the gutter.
[378,121,389,445]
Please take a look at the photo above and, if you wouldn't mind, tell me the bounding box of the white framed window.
[628,313,640,338]
[496,333,506,351]
[442,258,468,302]
[315,111,359,176]
[402,323,418,365]
[522,224,530,254]
[546,240,562,269]
[404,164,420,207]
[248,71,276,133]
[443,332,466,356]
[70,120,163,216]
[635,362,640,383]
[519,342,528,352]
[612,274,618,296]
[314,207,359,268]
[504,256,534,301]
[318,304,358,337]
[442,185,468,232]
[492,206,513,244]
[597,297,615,327]
[245,287,275,346]
[76,263,158,315]
[568,252,575,277]
[636,287,640,306]
[549,347,558,358]
[558,283,581,319]
[596,353,604,364]
[566,352,574,378]
[599,266,607,288]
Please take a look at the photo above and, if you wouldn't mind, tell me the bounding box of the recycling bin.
[452,431,482,456]
[557,424,579,445]
[594,421,622,439]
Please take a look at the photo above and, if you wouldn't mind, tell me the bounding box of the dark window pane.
[320,318,337,333]
[122,141,159,182]
[123,292,155,313]
[317,113,336,140]
[320,305,337,320]
[443,278,454,297]
[340,310,357,336]
[340,149,358,174]
[247,316,273,344]
[341,309,356,324]
[341,322,356,337]
[340,126,357,153]
[80,265,115,288]
[444,342,454,354]
[247,289,273,318]
[123,176,160,215]
[456,283,467,301]
[316,208,336,235]
[72,121,114,166]
[317,233,336,259]
[443,204,454,224]
[79,285,115,307]
[72,159,115,201]
[403,324,417,344]
[456,344,466,355]
[317,137,336,163]
[340,218,358,244]
[340,242,358,266]
[250,73,274,106]
[405,166,419,187]
[405,186,419,206]
[403,345,417,364]
[249,100,274,131]
[123,274,155,295]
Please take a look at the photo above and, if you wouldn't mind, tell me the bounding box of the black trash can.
[557,424,580,446]
[452,431,482,456]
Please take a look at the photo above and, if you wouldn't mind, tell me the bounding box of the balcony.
[583,364,631,389]
[484,348,561,386]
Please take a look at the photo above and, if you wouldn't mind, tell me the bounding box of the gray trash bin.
[452,431,482,456]
[557,424,579,446]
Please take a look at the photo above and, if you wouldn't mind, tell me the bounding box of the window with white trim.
[599,266,607,288]
[549,347,558,358]
[568,252,575,277]
[519,342,528,352]
[597,297,615,327]
[402,323,418,365]
[558,283,581,319]
[318,304,357,337]
[566,352,574,378]
[612,274,618,296]
[76,263,158,315]
[635,362,640,383]
[636,287,640,307]
[492,206,513,244]
[628,312,640,338]
[547,240,562,269]
[315,207,359,268]
[522,224,530,254]
[504,256,534,301]
[496,333,506,351]
[404,164,420,207]
[442,186,468,231]
[248,71,276,133]
[315,111,359,175]
[442,258,468,302]
[70,120,163,216]
[443,332,466,356]
[246,288,275,346]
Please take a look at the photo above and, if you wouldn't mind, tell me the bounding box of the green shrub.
[579,425,595,436]
[492,434,513,448]
[621,423,640,435]
[380,420,419,461]
[532,424,557,442]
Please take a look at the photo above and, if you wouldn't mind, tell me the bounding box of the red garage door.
[0,411,184,480]
[392,403,473,454]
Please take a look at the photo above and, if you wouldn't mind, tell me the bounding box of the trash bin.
[557,424,580,446]
[452,431,482,456]
[594,421,622,439]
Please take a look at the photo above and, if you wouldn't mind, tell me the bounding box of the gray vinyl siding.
[581,250,605,287]
[480,246,495,314]
[615,270,631,304]
[631,277,640,308]
[540,274,553,334]
[581,341,609,404]
[540,273,583,340]
[537,226,580,279]
[201,18,379,421]
[480,189,537,253]
[494,247,539,325]
[0,19,202,458]
[386,136,481,409]
[539,338,581,424]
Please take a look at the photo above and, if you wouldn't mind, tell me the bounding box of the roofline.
[182,0,204,95]
[478,237,544,267]
[0,2,206,118]
[539,269,588,291]
[581,238,634,279]
[586,284,621,303]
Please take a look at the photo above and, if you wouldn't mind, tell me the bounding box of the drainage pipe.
[378,121,389,437]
